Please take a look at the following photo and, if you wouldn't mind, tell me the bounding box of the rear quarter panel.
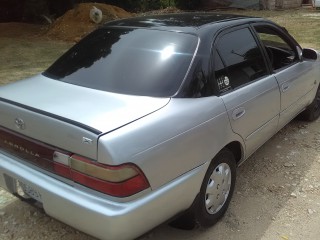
[98,97,244,189]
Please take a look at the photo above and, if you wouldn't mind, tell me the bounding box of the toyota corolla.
[0,13,319,240]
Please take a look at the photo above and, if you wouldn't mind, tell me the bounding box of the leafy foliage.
[96,0,175,11]
[175,0,201,9]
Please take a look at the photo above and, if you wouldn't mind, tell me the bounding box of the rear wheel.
[300,85,320,121]
[194,149,236,227]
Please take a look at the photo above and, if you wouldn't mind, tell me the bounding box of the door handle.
[281,83,290,92]
[232,107,246,120]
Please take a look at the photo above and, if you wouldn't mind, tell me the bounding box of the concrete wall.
[261,0,303,9]
[200,0,302,9]
[282,0,303,8]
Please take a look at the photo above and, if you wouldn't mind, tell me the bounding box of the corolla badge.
[15,118,26,130]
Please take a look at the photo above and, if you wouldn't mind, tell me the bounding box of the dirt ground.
[1,9,320,240]
[46,3,133,42]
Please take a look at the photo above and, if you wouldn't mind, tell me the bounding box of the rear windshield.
[44,27,198,97]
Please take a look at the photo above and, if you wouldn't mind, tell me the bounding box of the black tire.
[300,85,320,121]
[194,149,236,227]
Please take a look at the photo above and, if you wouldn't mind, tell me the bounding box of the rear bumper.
[0,152,208,240]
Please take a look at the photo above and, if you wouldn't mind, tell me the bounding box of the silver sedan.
[0,13,319,240]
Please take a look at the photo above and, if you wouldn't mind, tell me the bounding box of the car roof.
[104,12,260,33]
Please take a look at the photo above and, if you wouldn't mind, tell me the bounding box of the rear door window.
[215,27,268,92]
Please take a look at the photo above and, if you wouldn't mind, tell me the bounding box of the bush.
[160,0,175,8]
[175,0,200,9]
[94,0,176,12]
[0,0,25,22]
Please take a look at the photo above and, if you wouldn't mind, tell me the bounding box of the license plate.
[17,180,42,203]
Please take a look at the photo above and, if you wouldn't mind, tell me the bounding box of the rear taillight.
[0,127,149,197]
[53,152,150,197]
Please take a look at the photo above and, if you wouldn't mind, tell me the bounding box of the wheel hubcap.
[205,163,232,214]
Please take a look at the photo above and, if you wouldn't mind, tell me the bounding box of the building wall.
[200,0,303,9]
[268,0,302,8]
[282,0,303,8]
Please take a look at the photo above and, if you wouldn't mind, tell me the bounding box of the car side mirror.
[297,46,303,61]
[302,48,318,60]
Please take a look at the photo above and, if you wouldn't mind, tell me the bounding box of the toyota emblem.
[15,118,26,130]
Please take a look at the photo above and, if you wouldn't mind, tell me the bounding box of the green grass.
[0,38,71,85]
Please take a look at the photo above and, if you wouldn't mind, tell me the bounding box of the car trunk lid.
[0,75,170,160]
